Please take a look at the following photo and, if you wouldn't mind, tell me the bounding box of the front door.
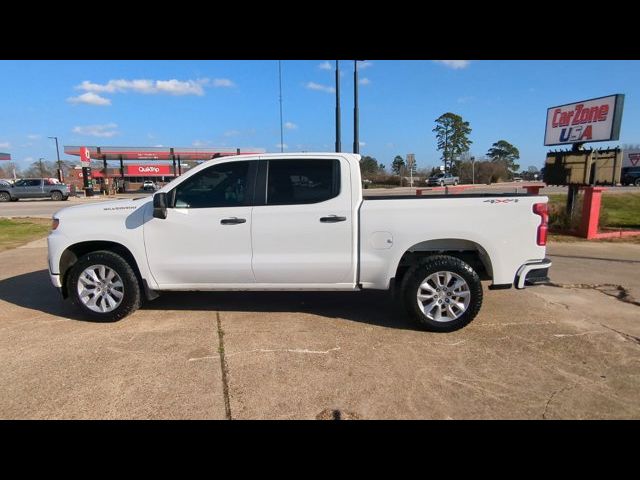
[143,160,257,287]
[251,158,355,286]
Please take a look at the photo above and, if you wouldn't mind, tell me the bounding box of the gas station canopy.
[63,146,265,161]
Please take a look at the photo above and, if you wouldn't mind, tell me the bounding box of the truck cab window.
[173,161,250,208]
[266,159,340,205]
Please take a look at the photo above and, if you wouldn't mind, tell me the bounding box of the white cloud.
[224,130,241,137]
[434,60,470,69]
[457,96,474,104]
[359,141,366,147]
[74,77,232,97]
[27,134,41,140]
[0,141,10,148]
[154,144,164,147]
[276,143,288,149]
[192,140,210,147]
[210,78,235,88]
[359,61,373,69]
[67,92,112,106]
[284,121,297,130]
[306,82,335,93]
[359,77,371,85]
[319,61,332,70]
[72,123,118,138]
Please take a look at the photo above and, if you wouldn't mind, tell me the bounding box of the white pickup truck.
[47,153,551,331]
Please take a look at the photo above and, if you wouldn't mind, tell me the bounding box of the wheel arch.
[392,238,494,288]
[59,240,144,298]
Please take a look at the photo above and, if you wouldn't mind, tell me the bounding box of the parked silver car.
[427,172,459,187]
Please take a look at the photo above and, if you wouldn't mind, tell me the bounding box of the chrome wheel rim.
[77,264,124,313]
[417,271,471,322]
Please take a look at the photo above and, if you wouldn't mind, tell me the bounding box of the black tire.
[440,181,445,187]
[10,197,19,202]
[51,191,63,201]
[401,255,483,332]
[62,196,69,201]
[67,250,141,322]
[454,180,459,186]
[0,192,11,202]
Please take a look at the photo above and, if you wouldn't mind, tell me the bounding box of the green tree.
[486,140,520,173]
[359,155,380,178]
[391,155,405,175]
[433,113,472,174]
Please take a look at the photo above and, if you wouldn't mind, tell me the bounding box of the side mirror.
[153,192,168,219]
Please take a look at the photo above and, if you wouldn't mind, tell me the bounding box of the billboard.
[623,150,640,168]
[0,153,11,161]
[79,146,91,166]
[126,164,172,176]
[544,94,624,146]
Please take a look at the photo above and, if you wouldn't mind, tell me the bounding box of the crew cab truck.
[47,153,551,332]
[0,178,69,202]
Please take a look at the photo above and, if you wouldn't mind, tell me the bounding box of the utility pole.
[38,158,45,177]
[278,61,284,153]
[48,136,63,182]
[335,60,341,153]
[353,60,360,154]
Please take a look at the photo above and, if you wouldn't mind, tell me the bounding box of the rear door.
[21,179,43,198]
[250,157,355,286]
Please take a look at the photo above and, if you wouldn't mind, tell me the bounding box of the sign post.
[406,154,415,188]
[79,146,94,197]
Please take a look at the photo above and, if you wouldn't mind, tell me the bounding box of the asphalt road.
[1,184,637,218]
[0,238,638,419]
[0,193,151,218]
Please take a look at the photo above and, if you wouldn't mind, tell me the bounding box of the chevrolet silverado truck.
[47,153,551,331]
[0,178,69,202]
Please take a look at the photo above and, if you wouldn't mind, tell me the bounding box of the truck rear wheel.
[51,191,63,201]
[67,250,141,322]
[401,255,483,332]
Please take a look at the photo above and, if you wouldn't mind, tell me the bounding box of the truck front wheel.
[67,250,142,322]
[0,192,10,202]
[402,255,483,332]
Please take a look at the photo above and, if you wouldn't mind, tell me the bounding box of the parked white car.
[47,153,551,331]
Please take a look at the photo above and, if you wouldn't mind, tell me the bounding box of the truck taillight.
[52,218,59,231]
[533,203,548,246]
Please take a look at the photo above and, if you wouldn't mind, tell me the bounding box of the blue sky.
[1,60,639,171]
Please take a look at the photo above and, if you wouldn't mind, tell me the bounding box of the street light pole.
[48,136,63,182]
[335,60,341,153]
[471,156,475,185]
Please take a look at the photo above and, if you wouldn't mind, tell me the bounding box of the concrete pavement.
[0,239,638,419]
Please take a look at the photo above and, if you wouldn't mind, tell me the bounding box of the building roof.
[63,146,265,161]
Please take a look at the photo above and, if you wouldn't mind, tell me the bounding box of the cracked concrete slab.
[0,240,638,419]
[0,247,225,419]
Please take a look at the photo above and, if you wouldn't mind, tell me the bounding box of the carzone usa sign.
[544,94,624,146]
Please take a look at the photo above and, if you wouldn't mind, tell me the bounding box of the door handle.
[220,217,247,225]
[320,215,347,223]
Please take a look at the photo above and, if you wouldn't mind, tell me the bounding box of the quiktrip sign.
[544,94,624,146]
[126,164,171,176]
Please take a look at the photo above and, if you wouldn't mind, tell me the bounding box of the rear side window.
[266,159,340,205]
